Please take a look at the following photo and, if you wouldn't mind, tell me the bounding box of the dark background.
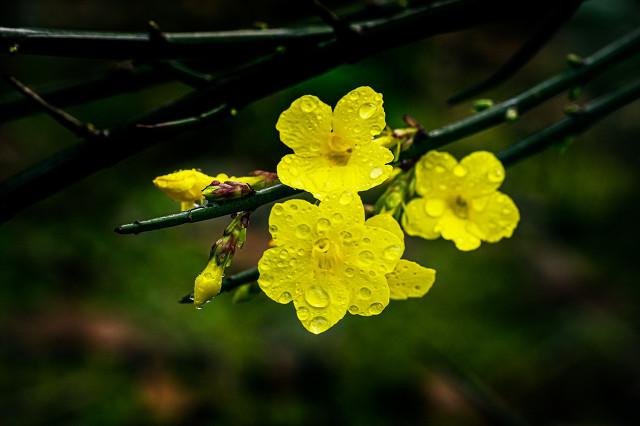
[1,1,639,425]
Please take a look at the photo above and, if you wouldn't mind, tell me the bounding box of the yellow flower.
[276,86,394,200]
[194,257,224,308]
[153,170,262,211]
[402,151,520,251]
[258,193,435,334]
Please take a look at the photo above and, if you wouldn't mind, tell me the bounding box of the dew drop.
[279,248,289,259]
[296,224,311,238]
[362,237,371,244]
[370,167,383,179]
[383,245,402,261]
[260,274,272,288]
[300,98,317,112]
[341,231,353,243]
[348,305,359,314]
[502,208,511,215]
[424,199,445,217]
[314,237,330,253]
[317,217,331,233]
[453,165,467,177]
[370,125,382,135]
[305,285,330,308]
[369,302,384,315]
[359,250,374,265]
[344,267,355,277]
[297,307,310,321]
[435,165,445,173]
[289,203,299,211]
[332,212,343,223]
[297,248,306,256]
[279,291,292,303]
[339,192,353,205]
[358,102,377,119]
[487,168,504,183]
[272,205,284,215]
[309,316,329,333]
[269,224,279,234]
[359,287,372,299]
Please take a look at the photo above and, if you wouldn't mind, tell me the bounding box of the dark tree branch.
[448,0,584,104]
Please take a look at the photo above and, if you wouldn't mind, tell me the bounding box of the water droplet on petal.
[424,199,446,217]
[279,248,289,259]
[296,224,311,238]
[358,102,377,119]
[358,250,374,265]
[339,192,353,205]
[300,98,317,112]
[453,165,467,177]
[370,167,383,179]
[359,287,372,299]
[309,316,329,333]
[383,245,402,261]
[272,205,284,215]
[369,302,384,315]
[260,274,272,288]
[297,248,306,256]
[297,307,310,321]
[314,237,330,253]
[348,305,359,314]
[317,218,331,233]
[435,166,445,173]
[487,168,504,183]
[332,212,343,223]
[370,125,382,135]
[344,267,355,277]
[305,285,330,308]
[279,291,292,303]
[269,224,279,234]
[341,231,353,243]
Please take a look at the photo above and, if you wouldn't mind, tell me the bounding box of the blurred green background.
[1,1,640,425]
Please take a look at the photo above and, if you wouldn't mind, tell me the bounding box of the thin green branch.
[401,26,640,160]
[448,0,584,104]
[0,65,167,124]
[115,184,300,234]
[3,75,108,140]
[498,78,640,166]
[0,0,536,223]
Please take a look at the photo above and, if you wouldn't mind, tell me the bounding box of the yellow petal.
[318,192,365,229]
[345,269,390,317]
[386,259,436,300]
[268,199,318,248]
[153,169,213,203]
[344,226,404,275]
[277,144,393,200]
[276,95,332,154]
[333,86,386,144]
[402,198,442,239]
[293,276,349,334]
[468,191,519,242]
[414,151,461,198]
[194,258,224,307]
[436,211,482,251]
[366,213,404,242]
[257,246,308,304]
[459,151,506,197]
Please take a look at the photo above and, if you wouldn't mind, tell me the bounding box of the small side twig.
[448,0,584,104]
[3,75,108,140]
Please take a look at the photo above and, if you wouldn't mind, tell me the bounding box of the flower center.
[312,237,340,272]
[450,195,469,219]
[327,133,353,166]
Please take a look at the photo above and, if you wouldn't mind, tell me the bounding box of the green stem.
[401,26,640,160]
[115,184,300,234]
[498,78,640,166]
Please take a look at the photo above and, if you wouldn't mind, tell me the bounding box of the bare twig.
[3,75,107,140]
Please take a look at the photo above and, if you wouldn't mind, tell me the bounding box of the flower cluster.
[150,86,520,335]
[258,193,435,334]
[402,151,519,251]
